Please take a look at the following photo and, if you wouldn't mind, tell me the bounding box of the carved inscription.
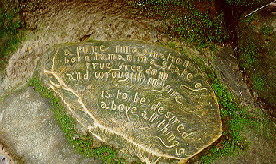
[41,41,222,162]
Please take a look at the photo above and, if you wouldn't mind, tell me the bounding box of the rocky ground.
[0,87,99,163]
[0,0,275,164]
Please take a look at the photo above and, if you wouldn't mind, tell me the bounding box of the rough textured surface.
[213,47,255,105]
[38,41,222,163]
[0,87,99,164]
[1,0,275,164]
[213,132,276,164]
[0,0,170,93]
[0,144,14,164]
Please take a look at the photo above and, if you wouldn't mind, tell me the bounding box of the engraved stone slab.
[38,41,222,163]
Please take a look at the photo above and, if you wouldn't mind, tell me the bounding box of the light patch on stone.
[0,111,4,123]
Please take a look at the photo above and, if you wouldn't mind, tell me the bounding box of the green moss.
[238,18,276,107]
[199,63,274,163]
[252,74,265,91]
[242,14,257,24]
[163,43,273,163]
[239,43,258,69]
[175,11,228,46]
[0,7,23,71]
[200,79,247,161]
[129,0,227,48]
[260,25,273,36]
[199,74,270,163]
[28,78,125,164]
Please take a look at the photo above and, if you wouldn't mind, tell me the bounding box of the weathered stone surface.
[1,0,170,93]
[38,41,222,163]
[0,88,98,164]
[0,144,14,164]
